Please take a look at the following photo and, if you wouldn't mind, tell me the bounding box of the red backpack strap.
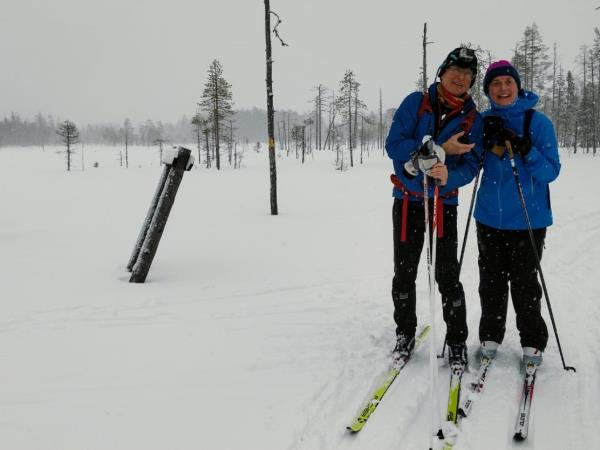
[461,108,477,134]
[417,92,433,118]
[391,174,410,242]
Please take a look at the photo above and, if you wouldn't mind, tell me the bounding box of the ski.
[458,355,493,419]
[440,356,492,449]
[446,363,464,424]
[513,362,538,441]
[440,363,465,450]
[346,325,431,433]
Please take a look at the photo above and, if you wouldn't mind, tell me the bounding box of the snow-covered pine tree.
[565,70,579,152]
[336,70,365,167]
[56,120,80,171]
[199,59,234,171]
[576,46,594,154]
[511,23,551,109]
[336,71,355,164]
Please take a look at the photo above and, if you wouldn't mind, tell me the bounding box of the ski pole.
[424,176,443,449]
[505,140,575,373]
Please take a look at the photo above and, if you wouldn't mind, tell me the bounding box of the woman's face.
[440,66,472,97]
[488,75,518,106]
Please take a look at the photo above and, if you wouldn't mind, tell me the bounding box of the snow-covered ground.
[0,144,597,450]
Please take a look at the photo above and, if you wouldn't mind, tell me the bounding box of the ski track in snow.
[0,147,597,450]
[286,150,599,450]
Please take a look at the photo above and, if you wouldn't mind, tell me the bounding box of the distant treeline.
[0,109,315,148]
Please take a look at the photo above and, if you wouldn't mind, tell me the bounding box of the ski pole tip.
[564,365,576,373]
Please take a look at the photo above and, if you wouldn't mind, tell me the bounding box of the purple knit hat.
[483,60,521,95]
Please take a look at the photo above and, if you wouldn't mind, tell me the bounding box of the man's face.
[488,75,518,106]
[440,65,472,97]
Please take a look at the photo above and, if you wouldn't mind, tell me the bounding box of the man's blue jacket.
[385,82,482,205]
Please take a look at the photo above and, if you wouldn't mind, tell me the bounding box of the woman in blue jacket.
[475,60,561,366]
[385,47,482,367]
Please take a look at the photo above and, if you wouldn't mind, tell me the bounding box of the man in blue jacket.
[385,47,482,367]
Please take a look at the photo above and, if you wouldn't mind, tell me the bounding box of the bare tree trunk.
[529,31,534,91]
[125,130,129,169]
[353,86,358,152]
[318,85,323,149]
[229,120,234,165]
[315,90,320,150]
[598,61,600,153]
[379,88,383,150]
[328,91,335,151]
[234,142,238,169]
[574,120,578,154]
[583,51,589,154]
[264,0,278,215]
[323,105,336,151]
[556,66,562,144]
[205,131,210,168]
[287,113,290,153]
[592,56,597,156]
[552,43,557,122]
[360,116,364,164]
[214,84,221,170]
[283,120,289,156]
[348,83,353,167]
[422,22,428,92]
[196,127,201,165]
[278,121,284,151]
[301,126,306,164]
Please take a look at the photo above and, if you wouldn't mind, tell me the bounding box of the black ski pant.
[477,222,548,351]
[391,198,467,345]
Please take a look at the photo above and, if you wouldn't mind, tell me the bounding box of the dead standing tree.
[191,112,204,164]
[421,22,434,92]
[264,1,287,215]
[313,84,327,150]
[123,118,133,169]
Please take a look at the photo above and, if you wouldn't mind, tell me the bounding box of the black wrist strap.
[524,109,535,140]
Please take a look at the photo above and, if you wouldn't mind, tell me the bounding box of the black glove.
[497,128,531,157]
[482,116,504,150]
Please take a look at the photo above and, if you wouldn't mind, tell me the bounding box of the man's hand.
[442,131,475,155]
[428,162,448,186]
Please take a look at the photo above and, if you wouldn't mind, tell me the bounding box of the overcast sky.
[0,0,597,124]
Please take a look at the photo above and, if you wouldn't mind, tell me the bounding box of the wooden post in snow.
[128,146,194,283]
